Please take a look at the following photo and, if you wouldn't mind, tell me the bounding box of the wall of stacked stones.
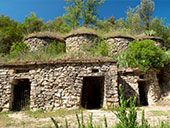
[64,34,135,55]
[65,34,98,53]
[24,33,164,56]
[0,61,118,111]
[118,69,161,106]
[106,37,134,56]
[24,37,61,51]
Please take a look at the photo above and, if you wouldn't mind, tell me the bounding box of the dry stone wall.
[106,36,134,56]
[24,32,165,55]
[0,60,118,111]
[118,68,161,106]
[65,34,98,53]
[24,37,60,51]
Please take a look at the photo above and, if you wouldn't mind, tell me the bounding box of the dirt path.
[4,106,170,128]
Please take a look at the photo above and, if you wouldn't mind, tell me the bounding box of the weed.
[113,85,138,128]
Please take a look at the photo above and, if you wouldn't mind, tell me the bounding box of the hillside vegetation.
[0,0,170,72]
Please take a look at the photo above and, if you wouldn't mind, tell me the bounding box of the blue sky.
[0,0,170,25]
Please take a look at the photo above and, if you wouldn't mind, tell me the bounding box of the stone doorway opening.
[81,76,104,109]
[138,81,148,106]
[11,79,31,111]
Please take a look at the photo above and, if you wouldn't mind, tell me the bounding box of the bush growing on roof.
[10,42,29,55]
[125,39,168,71]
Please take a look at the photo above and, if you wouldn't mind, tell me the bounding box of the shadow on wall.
[157,66,170,98]
[118,77,139,105]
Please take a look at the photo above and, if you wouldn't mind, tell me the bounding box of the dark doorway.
[11,79,31,111]
[138,81,148,106]
[81,76,104,109]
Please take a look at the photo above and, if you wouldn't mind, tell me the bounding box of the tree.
[82,0,104,27]
[63,0,104,28]
[150,17,170,44]
[44,17,71,33]
[63,0,84,28]
[0,15,23,54]
[114,18,126,29]
[126,8,144,34]
[107,16,115,25]
[137,0,155,30]
[19,12,44,34]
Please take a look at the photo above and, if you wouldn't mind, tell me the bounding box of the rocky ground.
[0,106,170,128]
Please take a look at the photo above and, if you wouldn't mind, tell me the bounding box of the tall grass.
[0,42,66,63]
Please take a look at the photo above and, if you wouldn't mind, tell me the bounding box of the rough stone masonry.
[0,59,118,111]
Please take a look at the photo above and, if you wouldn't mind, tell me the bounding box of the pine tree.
[63,0,84,28]
[137,0,155,30]
[82,0,104,27]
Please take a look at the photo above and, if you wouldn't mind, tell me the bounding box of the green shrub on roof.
[125,39,167,71]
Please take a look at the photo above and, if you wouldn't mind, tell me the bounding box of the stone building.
[0,31,169,111]
[0,59,118,111]
[118,68,161,106]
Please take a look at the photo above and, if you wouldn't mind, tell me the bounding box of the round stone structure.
[105,35,135,56]
[65,32,98,53]
[24,32,65,51]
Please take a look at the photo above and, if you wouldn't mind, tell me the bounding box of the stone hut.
[65,31,98,53]
[24,32,65,51]
[0,59,118,111]
[118,68,161,106]
[0,30,169,112]
[105,35,135,56]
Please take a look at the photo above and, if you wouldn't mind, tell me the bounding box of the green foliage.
[104,115,108,128]
[0,15,24,54]
[96,19,114,32]
[140,110,150,128]
[51,117,60,128]
[137,0,155,30]
[44,17,71,33]
[126,8,144,34]
[82,0,104,27]
[150,17,170,46]
[114,18,126,30]
[76,111,86,128]
[63,0,104,28]
[46,42,65,55]
[83,38,108,56]
[19,12,44,34]
[10,42,29,55]
[155,121,170,128]
[115,53,129,68]
[125,40,167,71]
[51,111,106,128]
[1,42,66,63]
[63,0,84,28]
[165,50,170,61]
[114,85,138,128]
[143,30,156,36]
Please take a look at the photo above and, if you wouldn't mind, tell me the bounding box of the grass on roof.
[25,31,65,42]
[24,27,145,41]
